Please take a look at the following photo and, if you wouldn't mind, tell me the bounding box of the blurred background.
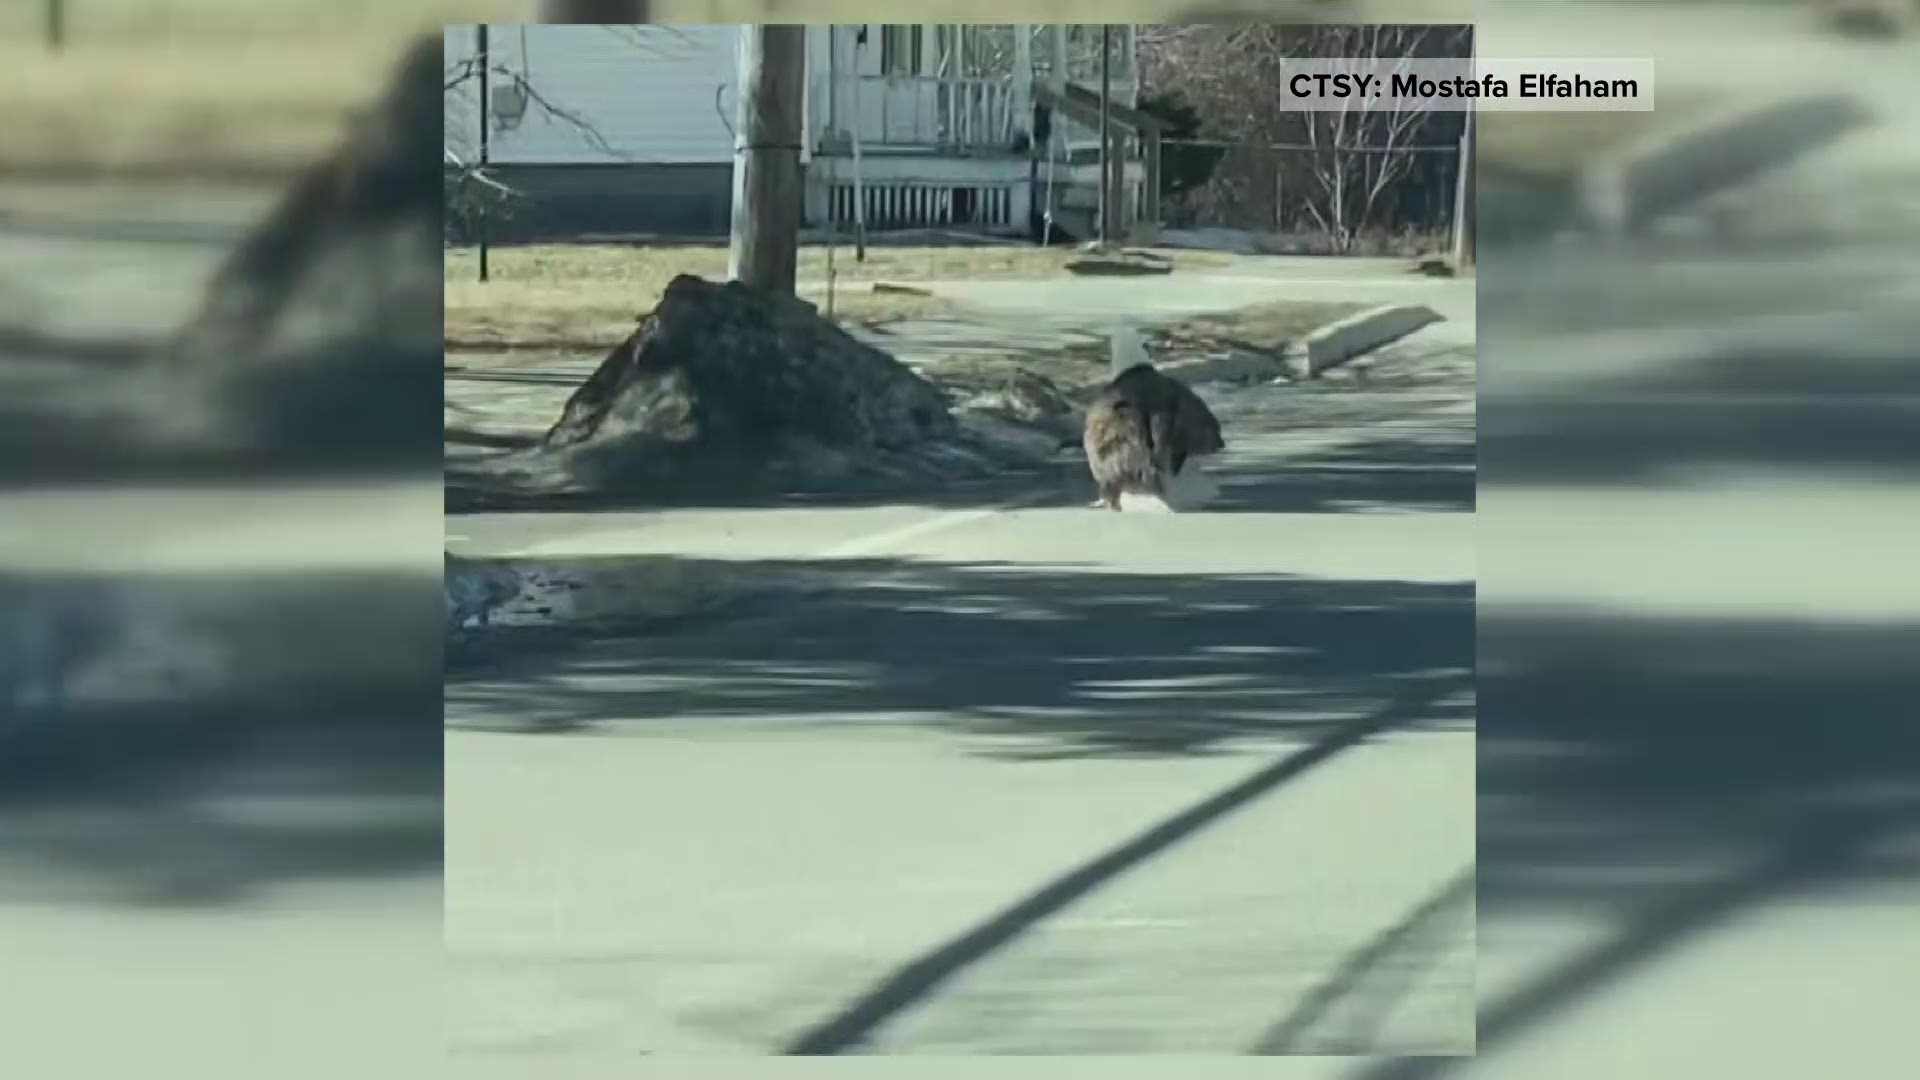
[5,0,1918,1074]
[0,1,479,1073]
[1467,2,1920,1077]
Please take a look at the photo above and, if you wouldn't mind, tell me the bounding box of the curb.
[1157,350,1293,385]
[1283,303,1445,379]
[1578,92,1874,235]
[1147,303,1447,385]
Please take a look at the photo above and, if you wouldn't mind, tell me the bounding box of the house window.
[879,24,922,76]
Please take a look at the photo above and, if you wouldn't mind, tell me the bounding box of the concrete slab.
[1155,350,1291,386]
[1285,304,1445,379]
[1064,252,1174,276]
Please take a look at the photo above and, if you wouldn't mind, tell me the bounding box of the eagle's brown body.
[1083,362,1225,511]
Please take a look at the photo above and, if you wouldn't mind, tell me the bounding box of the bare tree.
[442,24,700,241]
[1137,23,1470,250]
[937,25,1019,78]
[1293,25,1448,252]
[444,42,614,238]
[1136,24,1294,145]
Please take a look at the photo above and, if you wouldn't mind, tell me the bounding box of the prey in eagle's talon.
[1082,325,1225,512]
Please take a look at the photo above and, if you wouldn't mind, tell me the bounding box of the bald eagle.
[1082,326,1225,511]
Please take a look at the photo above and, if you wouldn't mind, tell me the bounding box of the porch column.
[823,26,838,144]
[1012,24,1033,145]
[1009,182,1033,238]
[1144,128,1162,233]
[951,25,967,146]
[920,24,944,148]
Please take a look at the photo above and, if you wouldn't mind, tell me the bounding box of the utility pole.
[46,0,64,51]
[1451,33,1476,270]
[728,25,806,294]
[824,27,838,318]
[1451,105,1474,269]
[851,26,869,262]
[1097,25,1112,248]
[477,24,491,283]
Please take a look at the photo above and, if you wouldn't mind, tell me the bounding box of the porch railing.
[816,75,1021,152]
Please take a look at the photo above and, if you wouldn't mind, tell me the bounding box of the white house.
[443,24,1155,241]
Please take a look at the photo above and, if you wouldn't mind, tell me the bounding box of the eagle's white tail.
[1108,324,1153,378]
[1118,464,1221,512]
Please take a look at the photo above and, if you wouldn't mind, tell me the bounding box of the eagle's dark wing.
[1172,380,1225,456]
[1149,406,1179,478]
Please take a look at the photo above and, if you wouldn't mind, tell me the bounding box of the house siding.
[447,24,1064,164]
[446,24,741,166]
[443,24,1137,242]
[448,163,738,243]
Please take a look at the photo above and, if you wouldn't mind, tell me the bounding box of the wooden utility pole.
[477,24,491,283]
[1097,25,1112,247]
[824,27,838,318]
[1452,105,1475,269]
[728,25,806,294]
[851,26,869,261]
[1451,33,1476,270]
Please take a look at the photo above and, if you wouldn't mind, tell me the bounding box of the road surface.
[445,264,1478,1056]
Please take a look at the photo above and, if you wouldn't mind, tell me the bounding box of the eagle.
[1081,326,1225,511]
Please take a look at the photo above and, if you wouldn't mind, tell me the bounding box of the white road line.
[819,490,1058,560]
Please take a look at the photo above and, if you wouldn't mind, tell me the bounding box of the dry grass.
[936,295,1359,376]
[443,242,1231,352]
[442,240,1357,415]
[446,242,1225,292]
[882,298,1369,401]
[444,277,961,355]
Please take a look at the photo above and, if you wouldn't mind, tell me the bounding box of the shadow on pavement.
[784,676,1470,1055]
[446,559,1474,756]
[1456,247,1920,1070]
[1356,612,1920,1079]
[1251,864,1478,1055]
[1208,433,1476,515]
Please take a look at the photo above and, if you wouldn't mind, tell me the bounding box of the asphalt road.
[445,265,1479,1056]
